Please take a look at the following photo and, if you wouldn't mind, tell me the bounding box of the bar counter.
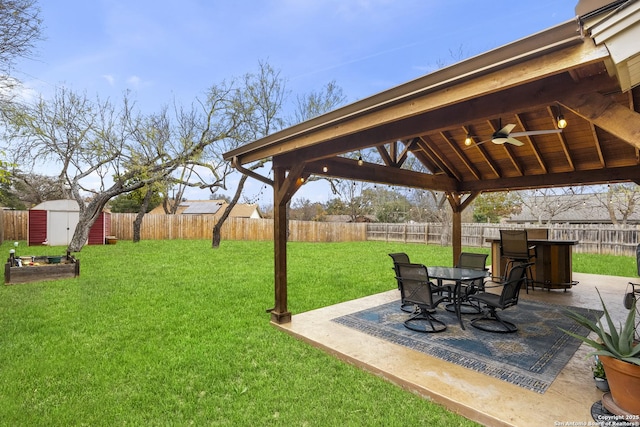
[486,238,579,290]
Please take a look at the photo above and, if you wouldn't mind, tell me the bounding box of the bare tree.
[210,61,287,248]
[0,0,41,70]
[292,80,346,124]
[0,0,42,107]
[2,86,238,252]
[1,0,42,182]
[8,171,67,205]
[595,183,640,226]
[515,187,586,224]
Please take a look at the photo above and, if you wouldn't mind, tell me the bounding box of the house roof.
[182,201,224,215]
[507,193,640,223]
[223,1,640,198]
[148,200,260,218]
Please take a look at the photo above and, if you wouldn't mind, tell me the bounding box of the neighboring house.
[148,200,262,219]
[506,193,640,225]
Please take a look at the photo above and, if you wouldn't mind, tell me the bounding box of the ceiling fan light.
[557,114,567,129]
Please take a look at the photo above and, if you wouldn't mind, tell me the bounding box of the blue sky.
[15,0,579,205]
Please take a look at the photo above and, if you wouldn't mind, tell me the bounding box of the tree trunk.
[133,188,154,243]
[212,174,249,248]
[67,194,111,252]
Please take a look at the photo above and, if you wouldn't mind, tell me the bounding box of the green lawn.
[0,240,636,426]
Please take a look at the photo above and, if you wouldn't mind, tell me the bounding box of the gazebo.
[223,0,640,324]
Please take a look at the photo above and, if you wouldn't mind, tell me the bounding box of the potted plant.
[562,289,640,415]
[592,356,609,391]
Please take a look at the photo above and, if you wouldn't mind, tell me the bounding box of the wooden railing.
[2,210,638,255]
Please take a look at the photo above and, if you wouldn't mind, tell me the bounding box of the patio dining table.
[427,266,490,330]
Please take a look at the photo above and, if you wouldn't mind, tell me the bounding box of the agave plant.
[562,288,640,365]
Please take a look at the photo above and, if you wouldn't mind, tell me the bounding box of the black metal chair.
[466,262,531,333]
[452,252,489,314]
[395,263,450,333]
[624,244,640,337]
[500,229,535,293]
[388,253,413,313]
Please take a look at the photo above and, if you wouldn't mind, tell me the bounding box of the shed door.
[48,211,79,246]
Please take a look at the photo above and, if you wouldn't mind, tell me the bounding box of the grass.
[0,240,636,426]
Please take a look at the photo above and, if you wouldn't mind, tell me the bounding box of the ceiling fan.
[467,121,563,148]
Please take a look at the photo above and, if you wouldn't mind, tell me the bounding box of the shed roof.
[31,199,80,212]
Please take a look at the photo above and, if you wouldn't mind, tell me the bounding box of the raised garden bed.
[4,254,80,285]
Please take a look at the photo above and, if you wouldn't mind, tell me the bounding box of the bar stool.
[499,229,535,293]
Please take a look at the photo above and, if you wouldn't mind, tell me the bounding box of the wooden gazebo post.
[271,165,291,324]
[270,160,307,324]
[447,192,481,265]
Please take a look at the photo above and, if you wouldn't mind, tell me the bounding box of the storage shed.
[28,200,111,246]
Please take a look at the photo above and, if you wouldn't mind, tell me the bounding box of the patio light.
[464,134,473,146]
[557,114,567,129]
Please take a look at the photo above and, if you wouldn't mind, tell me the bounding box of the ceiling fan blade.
[505,137,524,146]
[511,129,562,137]
[498,123,517,134]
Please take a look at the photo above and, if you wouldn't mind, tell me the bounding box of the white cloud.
[102,74,115,86]
[126,75,141,87]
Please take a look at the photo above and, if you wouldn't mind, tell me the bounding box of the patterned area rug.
[332,299,602,394]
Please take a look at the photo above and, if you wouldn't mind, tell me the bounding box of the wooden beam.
[440,131,482,180]
[589,122,606,167]
[460,165,640,192]
[305,157,458,192]
[515,113,548,174]
[275,161,306,205]
[460,191,481,211]
[272,73,618,168]
[231,42,611,164]
[416,136,463,181]
[376,145,394,166]
[411,138,447,175]
[561,91,640,150]
[464,126,502,178]
[546,105,575,171]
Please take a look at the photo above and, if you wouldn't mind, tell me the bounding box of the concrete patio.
[274,272,637,426]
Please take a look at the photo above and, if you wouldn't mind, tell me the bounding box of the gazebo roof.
[222,0,640,324]
[224,1,640,196]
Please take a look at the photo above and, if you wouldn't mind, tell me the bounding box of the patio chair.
[624,244,640,338]
[388,253,413,313]
[450,252,489,314]
[395,263,450,333]
[500,229,535,293]
[466,262,531,333]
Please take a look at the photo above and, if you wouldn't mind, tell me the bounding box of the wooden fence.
[1,211,367,244]
[2,210,639,255]
[365,223,640,256]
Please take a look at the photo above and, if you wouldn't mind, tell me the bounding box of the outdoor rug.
[332,299,603,394]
